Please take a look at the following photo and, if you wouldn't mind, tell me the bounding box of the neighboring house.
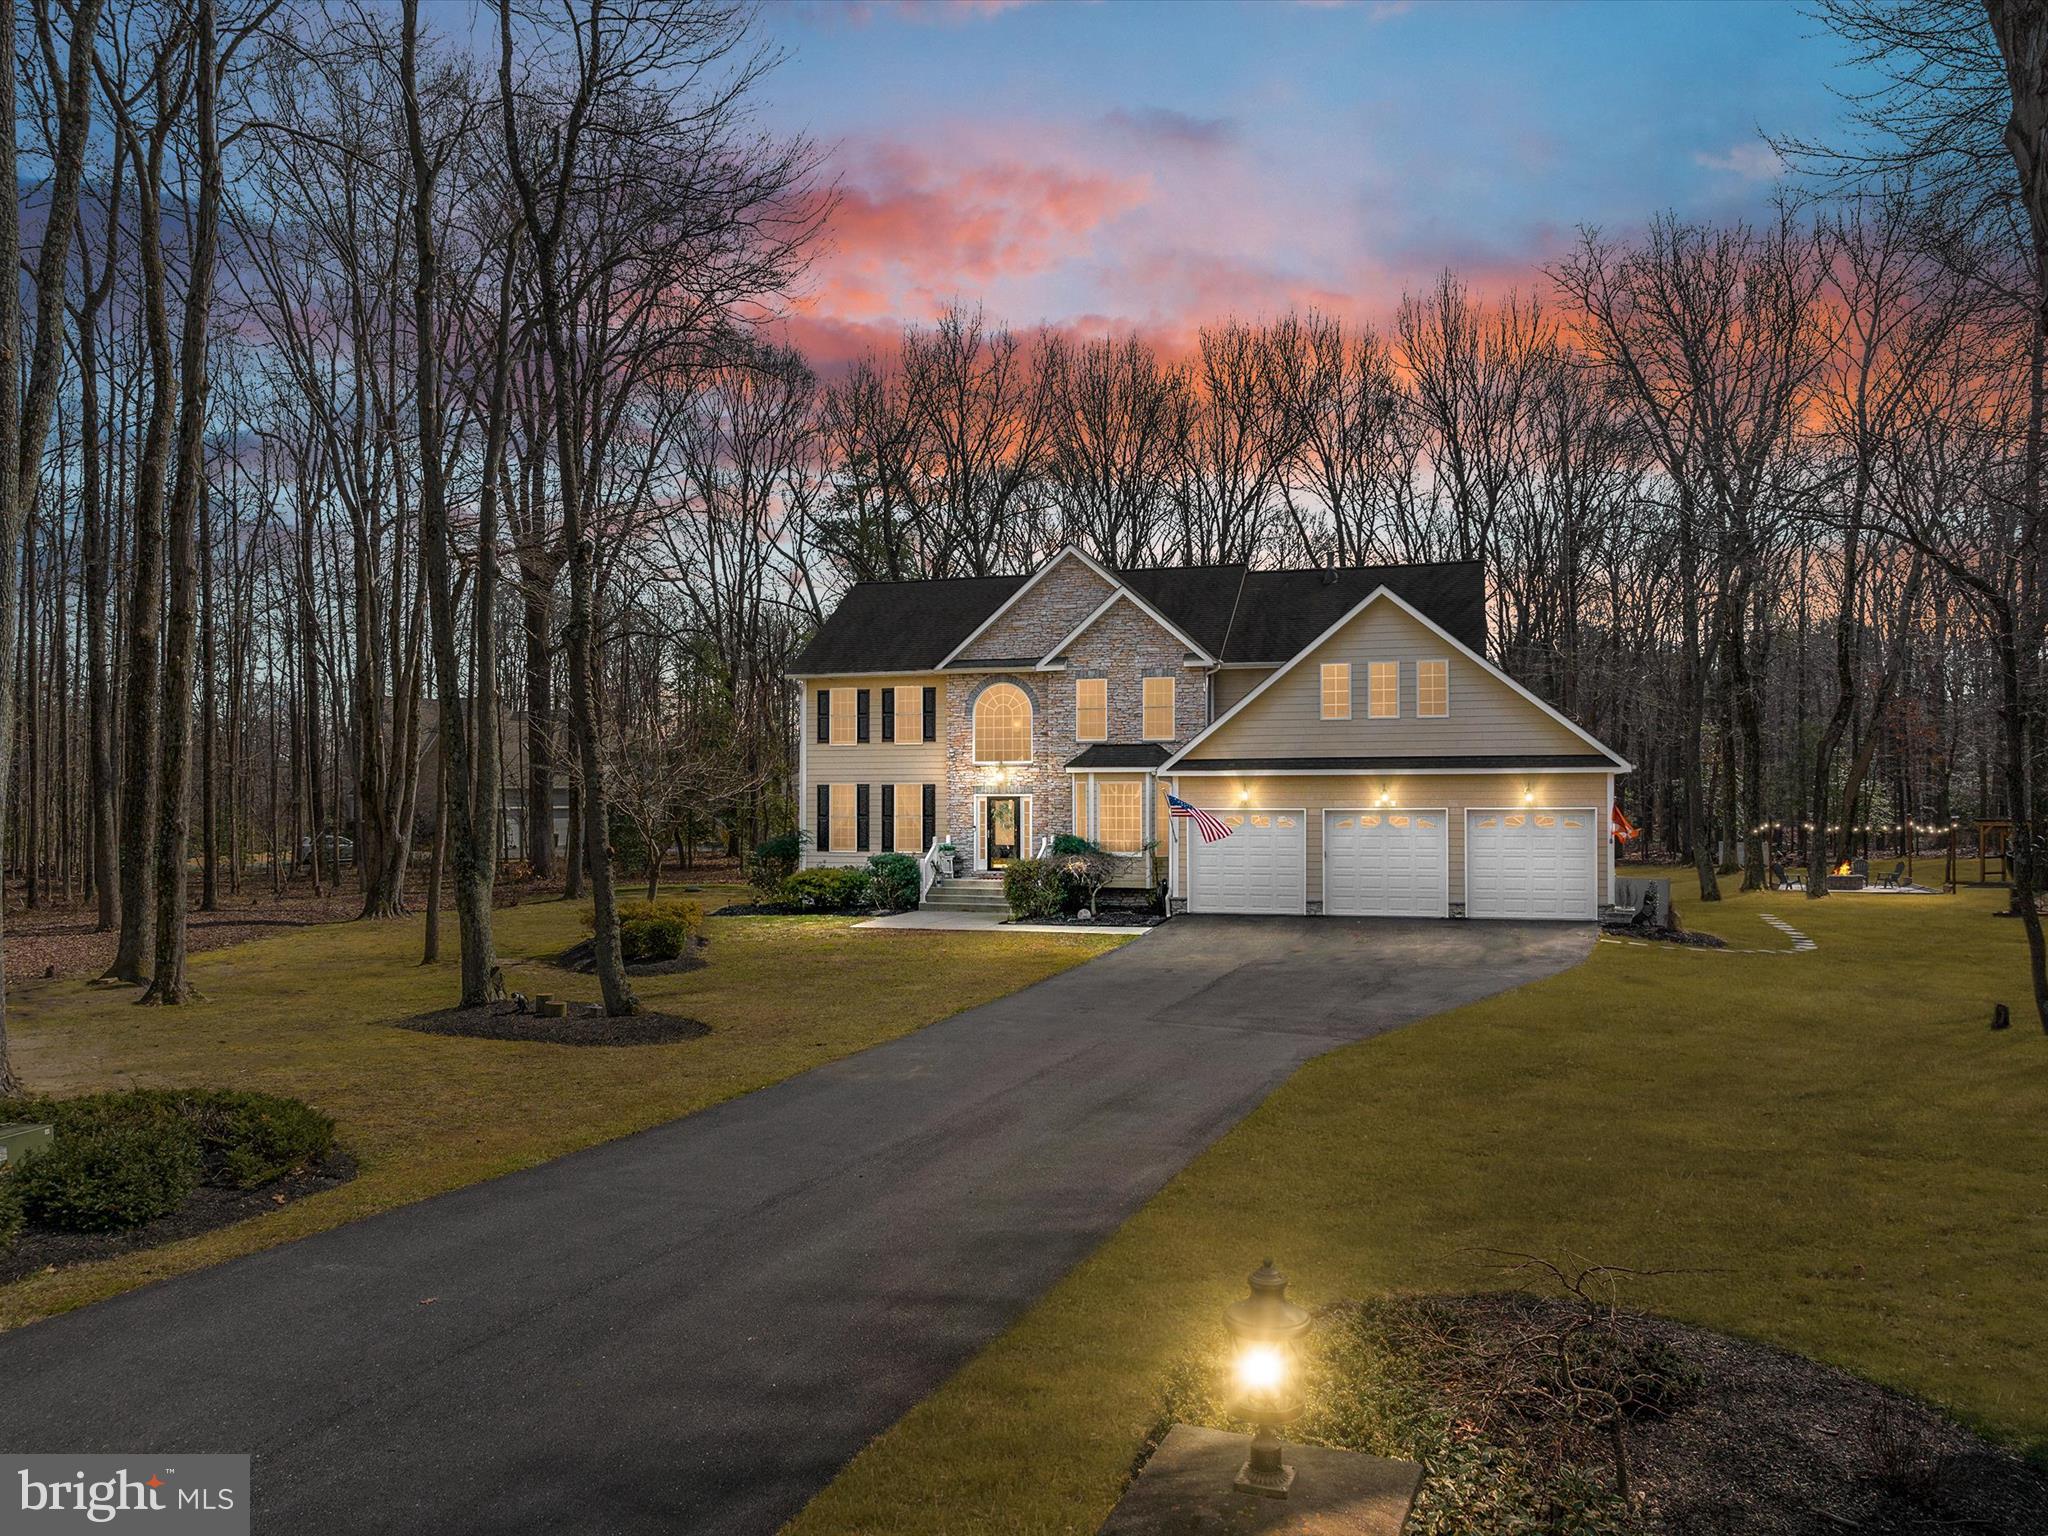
[787,546,1629,920]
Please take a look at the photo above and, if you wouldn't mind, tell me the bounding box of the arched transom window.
[974,683,1032,762]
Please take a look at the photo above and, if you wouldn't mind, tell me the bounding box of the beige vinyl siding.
[1195,601,1593,759]
[804,675,947,867]
[805,676,948,780]
[1212,666,1274,717]
[1167,771,1611,909]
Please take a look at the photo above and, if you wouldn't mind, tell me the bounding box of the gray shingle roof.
[789,558,1484,675]
[1171,753,1624,772]
[1063,743,1175,769]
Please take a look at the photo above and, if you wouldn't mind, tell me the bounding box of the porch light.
[1224,1258,1312,1499]
[1522,787,1535,804]
[1240,785,1252,803]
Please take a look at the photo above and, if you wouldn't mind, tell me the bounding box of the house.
[787,547,1629,920]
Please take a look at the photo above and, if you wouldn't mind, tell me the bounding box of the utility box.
[0,1122,55,1169]
[1613,877,1672,928]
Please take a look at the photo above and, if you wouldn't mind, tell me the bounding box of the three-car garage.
[1180,780,1607,921]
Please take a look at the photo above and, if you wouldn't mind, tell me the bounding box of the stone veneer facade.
[947,586,1209,868]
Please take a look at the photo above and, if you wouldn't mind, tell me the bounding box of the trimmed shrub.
[778,866,874,913]
[1003,858,1064,920]
[867,852,920,911]
[15,1118,202,1232]
[1049,833,1103,858]
[0,1171,21,1251]
[748,831,810,897]
[0,1088,337,1224]
[610,897,706,963]
[177,1091,336,1189]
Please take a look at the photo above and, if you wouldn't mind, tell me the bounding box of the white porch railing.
[919,837,947,901]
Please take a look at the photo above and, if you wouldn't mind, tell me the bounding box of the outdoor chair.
[1881,860,1907,888]
[1770,860,1796,891]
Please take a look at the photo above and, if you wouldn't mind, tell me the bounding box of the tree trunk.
[143,0,221,1007]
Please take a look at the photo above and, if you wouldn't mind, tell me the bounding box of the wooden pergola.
[1975,819,2015,887]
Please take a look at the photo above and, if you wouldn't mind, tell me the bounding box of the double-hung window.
[1095,780,1144,854]
[1417,659,1449,718]
[828,687,857,743]
[1141,676,1175,740]
[1367,661,1399,719]
[1075,678,1108,742]
[1320,663,1351,720]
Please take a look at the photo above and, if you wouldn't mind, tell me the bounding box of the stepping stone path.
[1758,913,1818,951]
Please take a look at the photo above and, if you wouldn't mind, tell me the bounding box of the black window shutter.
[881,784,895,851]
[856,784,871,851]
[816,784,830,852]
[922,784,936,842]
[856,689,870,743]
[881,688,895,742]
[816,690,830,744]
[922,686,937,742]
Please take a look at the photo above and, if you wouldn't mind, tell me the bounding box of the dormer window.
[1418,659,1449,717]
[974,682,1032,762]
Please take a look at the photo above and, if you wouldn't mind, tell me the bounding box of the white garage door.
[1189,808,1307,915]
[1324,809,1450,917]
[1466,807,1598,920]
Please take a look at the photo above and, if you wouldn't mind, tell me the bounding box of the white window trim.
[1367,660,1400,720]
[1320,662,1352,721]
[1418,658,1450,719]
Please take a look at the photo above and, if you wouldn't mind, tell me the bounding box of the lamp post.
[1225,1258,1312,1498]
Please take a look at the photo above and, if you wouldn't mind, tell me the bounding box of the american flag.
[1167,793,1233,843]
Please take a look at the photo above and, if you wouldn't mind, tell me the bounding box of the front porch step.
[923,880,1011,912]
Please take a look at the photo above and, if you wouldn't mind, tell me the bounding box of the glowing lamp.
[1223,1258,1312,1498]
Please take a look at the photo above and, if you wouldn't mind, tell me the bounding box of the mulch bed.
[1402,1293,2047,1534]
[395,1002,710,1047]
[1598,920,1727,949]
[0,1149,358,1288]
[553,938,707,977]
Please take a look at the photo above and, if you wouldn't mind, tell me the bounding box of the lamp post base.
[1234,1427,1294,1498]
[1233,1459,1295,1498]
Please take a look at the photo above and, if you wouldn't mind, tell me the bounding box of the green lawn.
[788,873,2048,1536]
[2,886,1124,1330]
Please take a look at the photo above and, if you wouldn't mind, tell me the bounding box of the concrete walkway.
[5,916,1591,1535]
[857,906,1155,933]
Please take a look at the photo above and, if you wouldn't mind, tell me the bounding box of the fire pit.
[1825,861,1866,891]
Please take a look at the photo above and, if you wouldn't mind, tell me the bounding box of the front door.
[984,796,1022,868]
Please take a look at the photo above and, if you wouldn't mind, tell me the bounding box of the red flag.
[1611,804,1637,842]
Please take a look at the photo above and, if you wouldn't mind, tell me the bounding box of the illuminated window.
[1251,814,1271,829]
[1416,816,1437,830]
[1320,663,1351,720]
[1476,815,1498,829]
[1390,814,1410,829]
[1277,815,1297,828]
[1536,814,1557,829]
[1362,814,1381,828]
[1418,659,1449,718]
[1096,779,1143,853]
[829,784,856,850]
[897,782,924,852]
[1223,814,1245,829]
[1563,817,1585,830]
[828,687,856,744]
[1142,676,1176,740]
[1334,817,1354,829]
[974,683,1031,762]
[1368,661,1399,718]
[1075,678,1108,741]
[1506,813,1526,829]
[896,685,924,738]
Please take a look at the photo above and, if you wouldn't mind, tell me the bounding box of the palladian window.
[974,682,1032,762]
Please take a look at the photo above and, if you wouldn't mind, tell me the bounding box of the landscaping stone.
[1097,1424,1420,1535]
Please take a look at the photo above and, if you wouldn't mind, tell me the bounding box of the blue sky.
[732,0,1873,361]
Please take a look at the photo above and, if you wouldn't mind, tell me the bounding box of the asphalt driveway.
[6,916,1590,1534]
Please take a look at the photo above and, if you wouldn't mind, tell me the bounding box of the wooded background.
[0,0,2041,1047]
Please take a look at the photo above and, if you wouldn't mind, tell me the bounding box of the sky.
[747,0,1874,368]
